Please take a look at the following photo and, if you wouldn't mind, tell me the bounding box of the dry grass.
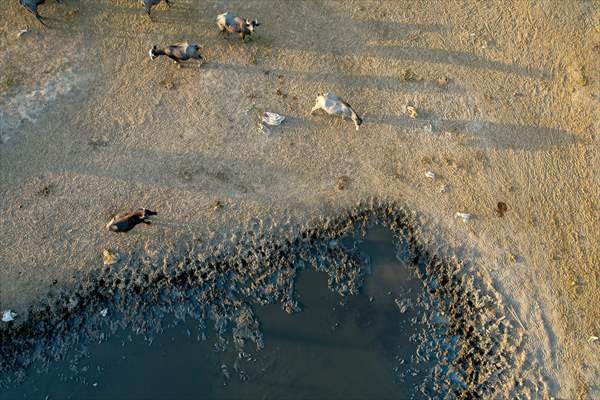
[0,0,598,396]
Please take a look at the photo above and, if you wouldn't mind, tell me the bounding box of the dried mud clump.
[0,201,537,397]
[496,201,508,217]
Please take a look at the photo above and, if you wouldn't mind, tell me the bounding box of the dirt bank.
[1,0,598,397]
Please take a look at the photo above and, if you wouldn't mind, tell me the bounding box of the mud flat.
[1,226,430,399]
[2,206,540,398]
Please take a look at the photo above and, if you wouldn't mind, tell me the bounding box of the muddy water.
[1,227,430,399]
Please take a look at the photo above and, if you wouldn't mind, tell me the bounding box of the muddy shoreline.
[0,203,542,398]
[1,1,598,396]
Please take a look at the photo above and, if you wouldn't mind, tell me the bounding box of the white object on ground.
[2,310,17,322]
[259,112,285,135]
[455,212,472,222]
[589,336,599,343]
[425,171,436,179]
[100,308,108,317]
[262,112,285,126]
[17,27,30,38]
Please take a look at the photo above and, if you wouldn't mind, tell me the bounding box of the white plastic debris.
[455,212,472,222]
[100,308,108,317]
[17,26,30,38]
[439,184,449,193]
[262,112,285,126]
[2,310,17,322]
[425,171,436,179]
[589,336,599,343]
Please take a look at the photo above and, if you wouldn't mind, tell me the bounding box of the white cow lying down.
[310,92,363,130]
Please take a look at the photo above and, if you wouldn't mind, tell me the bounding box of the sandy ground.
[0,0,598,397]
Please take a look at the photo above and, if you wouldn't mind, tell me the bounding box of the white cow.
[310,92,363,130]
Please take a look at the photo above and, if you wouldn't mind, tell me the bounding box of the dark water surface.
[2,227,429,399]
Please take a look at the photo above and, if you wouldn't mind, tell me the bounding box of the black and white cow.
[149,42,204,66]
[216,11,260,41]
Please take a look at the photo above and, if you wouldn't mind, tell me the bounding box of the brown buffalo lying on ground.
[106,208,157,233]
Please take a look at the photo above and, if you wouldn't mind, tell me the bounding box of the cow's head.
[246,19,260,32]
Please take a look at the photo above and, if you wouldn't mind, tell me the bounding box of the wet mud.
[0,203,534,398]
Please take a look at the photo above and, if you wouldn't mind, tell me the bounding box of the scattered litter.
[100,308,108,317]
[17,26,31,38]
[589,336,599,343]
[454,212,472,222]
[439,184,449,193]
[102,249,119,266]
[2,310,17,322]
[262,112,285,126]
[425,171,436,179]
[405,105,418,119]
[259,112,285,135]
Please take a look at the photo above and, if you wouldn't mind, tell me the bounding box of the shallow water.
[1,226,430,400]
